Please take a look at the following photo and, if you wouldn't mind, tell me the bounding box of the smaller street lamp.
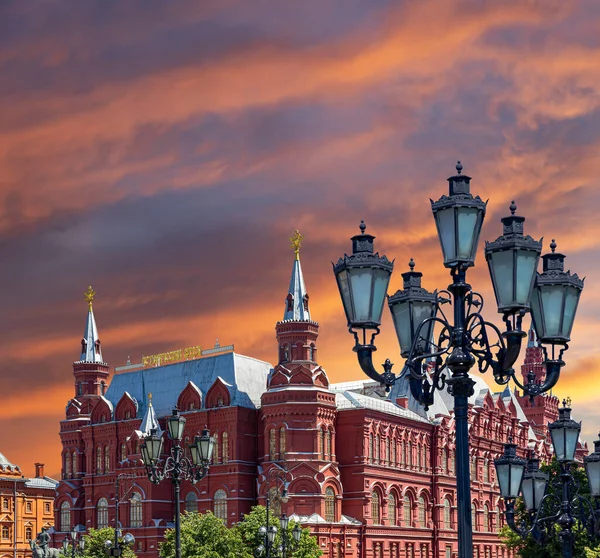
[62,529,85,558]
[495,439,527,501]
[584,434,600,497]
[548,402,581,463]
[521,454,549,513]
[104,533,134,557]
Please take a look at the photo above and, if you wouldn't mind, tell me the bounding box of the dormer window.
[283,344,291,362]
[125,411,131,419]
[286,294,294,312]
[77,382,83,396]
[189,402,195,410]
[81,338,87,353]
[303,294,309,311]
[217,396,224,407]
[95,339,101,354]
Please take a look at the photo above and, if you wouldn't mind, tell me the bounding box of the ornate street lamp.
[496,402,600,557]
[63,530,85,558]
[332,162,585,558]
[140,410,215,558]
[495,440,527,501]
[104,533,134,557]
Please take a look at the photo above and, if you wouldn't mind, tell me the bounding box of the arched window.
[77,382,83,396]
[214,490,227,521]
[185,492,197,513]
[390,439,396,466]
[401,441,406,465]
[269,429,276,461]
[97,498,109,529]
[418,497,426,527]
[96,447,102,474]
[471,504,477,531]
[130,493,142,527]
[368,434,373,463]
[483,459,489,483]
[309,344,315,361]
[417,444,422,469]
[388,493,396,525]
[104,446,110,472]
[60,501,71,532]
[72,452,77,476]
[471,455,477,480]
[385,438,390,465]
[421,446,427,469]
[444,498,451,529]
[25,527,32,541]
[283,344,290,362]
[326,430,332,459]
[450,450,455,473]
[325,487,335,522]
[407,441,413,467]
[318,429,324,459]
[213,432,220,464]
[442,447,448,473]
[371,492,380,524]
[403,495,412,527]
[120,444,127,462]
[222,432,229,464]
[483,504,490,531]
[277,428,285,459]
[64,453,71,478]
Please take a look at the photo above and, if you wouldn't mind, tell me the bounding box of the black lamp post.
[495,401,600,558]
[62,530,85,558]
[332,163,584,558]
[140,409,215,558]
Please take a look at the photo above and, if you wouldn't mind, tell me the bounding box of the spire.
[283,230,310,321]
[80,286,104,363]
[140,393,162,436]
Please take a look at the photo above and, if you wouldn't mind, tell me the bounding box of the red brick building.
[54,250,571,558]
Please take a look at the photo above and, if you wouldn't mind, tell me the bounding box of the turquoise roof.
[105,352,273,418]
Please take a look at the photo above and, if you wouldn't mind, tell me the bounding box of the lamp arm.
[504,500,531,539]
[405,317,453,379]
[521,360,563,402]
[354,345,389,386]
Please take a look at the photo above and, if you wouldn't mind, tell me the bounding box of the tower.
[517,326,559,440]
[260,231,342,521]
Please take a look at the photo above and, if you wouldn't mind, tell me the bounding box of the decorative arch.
[205,377,231,408]
[177,381,203,411]
[90,397,113,424]
[288,477,320,496]
[115,392,138,421]
[66,400,82,418]
[370,487,382,525]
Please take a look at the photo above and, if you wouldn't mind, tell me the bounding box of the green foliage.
[159,507,321,558]
[80,528,137,558]
[500,459,600,558]
[160,511,251,558]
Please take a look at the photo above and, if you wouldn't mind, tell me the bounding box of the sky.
[1,0,599,478]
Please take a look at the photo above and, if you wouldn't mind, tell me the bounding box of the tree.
[78,528,137,558]
[500,459,600,558]
[235,506,321,558]
[160,511,251,558]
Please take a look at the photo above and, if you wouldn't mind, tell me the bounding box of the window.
[417,444,422,469]
[130,493,142,527]
[403,496,412,527]
[269,429,276,461]
[446,546,452,558]
[96,447,102,474]
[418,497,426,528]
[2,498,8,511]
[421,446,427,469]
[471,504,477,531]
[388,493,396,525]
[401,441,406,465]
[72,451,77,475]
[326,430,332,459]
[471,455,477,480]
[483,459,489,483]
[385,438,390,465]
[325,487,335,522]
[1,526,9,539]
[408,442,413,467]
[318,428,324,459]
[77,382,83,396]
[309,344,314,361]
[60,501,71,532]
[444,498,451,529]
[44,503,50,514]
[25,502,32,514]
[104,446,110,472]
[25,527,32,541]
[442,448,448,473]
[97,498,109,529]
[368,434,373,463]
[65,453,71,478]
[214,490,227,521]
[185,492,198,513]
[121,444,127,462]
[375,435,380,463]
[371,492,380,524]
[450,450,455,474]
[483,504,489,531]
[222,432,229,464]
[391,439,396,466]
[213,432,220,464]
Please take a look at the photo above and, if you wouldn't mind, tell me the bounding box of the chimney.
[34,463,44,478]
[396,397,409,409]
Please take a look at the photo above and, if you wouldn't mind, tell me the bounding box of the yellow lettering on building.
[142,345,202,367]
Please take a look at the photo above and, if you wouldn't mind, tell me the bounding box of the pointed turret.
[140,394,162,436]
[283,230,310,321]
[527,325,538,349]
[80,286,104,363]
[72,286,110,398]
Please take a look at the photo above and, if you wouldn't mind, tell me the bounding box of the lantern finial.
[408,258,415,271]
[359,220,366,234]
[551,239,557,253]
[456,160,463,174]
[509,200,517,215]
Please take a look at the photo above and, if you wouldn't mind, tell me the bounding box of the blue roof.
[105,352,273,418]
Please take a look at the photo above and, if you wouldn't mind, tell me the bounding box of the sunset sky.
[1,0,599,478]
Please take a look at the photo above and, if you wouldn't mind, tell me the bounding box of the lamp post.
[495,401,600,558]
[140,409,215,558]
[62,530,85,558]
[256,466,301,558]
[332,163,584,558]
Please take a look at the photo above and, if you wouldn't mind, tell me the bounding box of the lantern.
[280,514,289,530]
[292,524,302,542]
[485,201,542,314]
[140,428,164,466]
[431,161,487,269]
[530,240,584,345]
[333,221,394,334]
[388,259,437,358]
[267,526,277,544]
[549,401,581,462]
[495,441,527,499]
[167,408,186,442]
[520,455,548,512]
[584,434,600,497]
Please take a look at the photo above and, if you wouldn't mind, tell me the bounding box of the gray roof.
[335,390,431,424]
[25,477,59,490]
[283,257,310,321]
[78,308,105,364]
[0,452,18,470]
[105,352,272,418]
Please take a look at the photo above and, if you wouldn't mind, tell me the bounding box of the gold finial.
[290,230,302,260]
[148,393,153,405]
[565,396,572,407]
[84,286,96,310]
